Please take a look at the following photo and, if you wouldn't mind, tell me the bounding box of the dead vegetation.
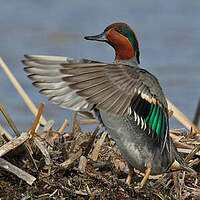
[0,58,200,200]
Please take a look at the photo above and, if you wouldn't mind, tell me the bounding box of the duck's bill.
[84,32,107,42]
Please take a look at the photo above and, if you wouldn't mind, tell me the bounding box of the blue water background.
[0,1,199,134]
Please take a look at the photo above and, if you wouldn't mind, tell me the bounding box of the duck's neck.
[114,57,139,67]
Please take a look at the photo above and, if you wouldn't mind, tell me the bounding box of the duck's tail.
[171,143,196,174]
[171,159,196,174]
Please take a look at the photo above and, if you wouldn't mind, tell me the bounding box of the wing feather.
[23,54,169,151]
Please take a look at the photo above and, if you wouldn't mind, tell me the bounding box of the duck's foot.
[126,167,134,185]
[135,167,151,190]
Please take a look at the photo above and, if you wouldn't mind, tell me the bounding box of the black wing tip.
[32,81,39,87]
[22,60,29,65]
[27,74,36,80]
[24,66,30,72]
[39,88,47,95]
[23,55,37,62]
[22,59,34,66]
[24,54,31,59]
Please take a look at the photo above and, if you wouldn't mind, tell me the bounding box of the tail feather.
[171,144,196,174]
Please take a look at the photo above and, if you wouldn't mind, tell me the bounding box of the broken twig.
[78,155,87,173]
[0,132,30,157]
[167,99,200,135]
[0,57,46,125]
[0,102,20,136]
[79,119,97,125]
[60,149,83,168]
[29,103,45,135]
[91,131,107,161]
[58,120,69,134]
[0,157,36,185]
[193,99,200,126]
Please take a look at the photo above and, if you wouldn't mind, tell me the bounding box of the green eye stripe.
[120,26,139,53]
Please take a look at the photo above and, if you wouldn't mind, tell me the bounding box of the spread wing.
[23,55,170,151]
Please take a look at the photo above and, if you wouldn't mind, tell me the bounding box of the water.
[0,0,199,134]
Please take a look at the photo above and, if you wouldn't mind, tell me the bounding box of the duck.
[22,22,194,188]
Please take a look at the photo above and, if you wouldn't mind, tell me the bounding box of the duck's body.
[23,22,194,187]
[100,110,171,175]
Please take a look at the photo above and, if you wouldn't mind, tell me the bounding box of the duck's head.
[84,22,140,64]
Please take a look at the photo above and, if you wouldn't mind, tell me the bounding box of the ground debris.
[0,111,199,199]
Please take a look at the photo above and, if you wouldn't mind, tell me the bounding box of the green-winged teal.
[23,22,194,188]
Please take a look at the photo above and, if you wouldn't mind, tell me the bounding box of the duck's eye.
[115,27,126,35]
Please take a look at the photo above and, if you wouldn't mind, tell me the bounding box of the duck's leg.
[126,167,134,185]
[135,167,151,189]
[140,167,151,187]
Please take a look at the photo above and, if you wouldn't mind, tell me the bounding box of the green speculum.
[145,103,166,141]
